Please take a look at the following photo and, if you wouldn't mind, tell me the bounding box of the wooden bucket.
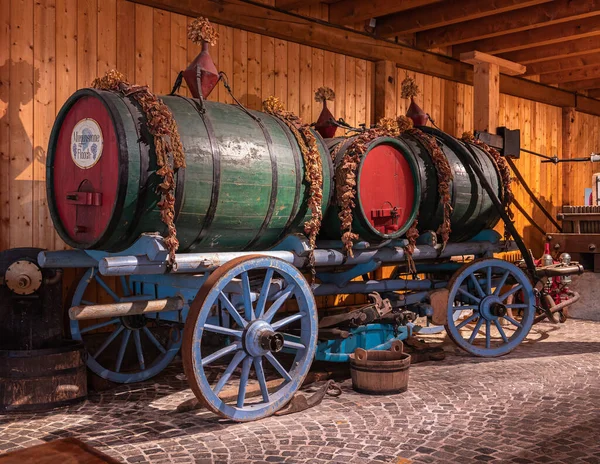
[349,340,411,395]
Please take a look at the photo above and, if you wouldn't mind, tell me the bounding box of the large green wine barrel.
[403,127,502,241]
[46,89,332,252]
[321,136,421,242]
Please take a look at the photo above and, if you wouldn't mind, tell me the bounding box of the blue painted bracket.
[316,260,381,287]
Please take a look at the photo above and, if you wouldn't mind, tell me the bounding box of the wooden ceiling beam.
[375,0,549,38]
[127,0,600,116]
[275,0,325,10]
[416,0,600,49]
[329,0,441,26]
[540,65,600,84]
[453,15,600,56]
[561,77,600,91]
[500,36,600,64]
[588,89,600,98]
[525,52,600,75]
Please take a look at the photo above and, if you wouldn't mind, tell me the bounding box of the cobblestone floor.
[1,319,599,464]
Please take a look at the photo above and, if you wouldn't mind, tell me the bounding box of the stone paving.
[1,319,599,464]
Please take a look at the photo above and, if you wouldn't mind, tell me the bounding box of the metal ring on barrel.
[183,255,318,422]
[445,258,534,357]
[69,268,182,383]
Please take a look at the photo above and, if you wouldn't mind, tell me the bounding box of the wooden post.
[460,51,526,133]
[562,107,576,205]
[374,60,396,122]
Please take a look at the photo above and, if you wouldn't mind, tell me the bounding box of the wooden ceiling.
[276,0,600,95]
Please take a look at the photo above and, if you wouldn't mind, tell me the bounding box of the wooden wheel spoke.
[470,273,486,298]
[263,284,296,323]
[142,326,166,354]
[456,312,478,330]
[493,270,510,296]
[282,339,305,351]
[115,329,132,373]
[265,352,292,382]
[271,312,303,331]
[219,292,248,328]
[201,342,241,367]
[133,330,146,370]
[494,319,509,343]
[468,317,484,344]
[80,318,120,334]
[94,274,120,302]
[93,325,124,359]
[204,324,243,338]
[240,272,254,321]
[253,357,270,403]
[236,356,253,408]
[500,284,522,302]
[213,351,247,396]
[255,268,274,319]
[457,287,481,303]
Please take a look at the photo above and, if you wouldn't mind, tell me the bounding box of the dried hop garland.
[400,73,420,100]
[188,17,218,46]
[262,96,324,277]
[314,86,336,103]
[92,69,186,266]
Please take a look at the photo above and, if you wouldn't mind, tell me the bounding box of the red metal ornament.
[183,42,219,99]
[406,97,429,127]
[315,100,337,138]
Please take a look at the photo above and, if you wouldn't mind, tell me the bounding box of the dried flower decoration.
[314,86,336,103]
[396,115,414,133]
[400,73,420,100]
[188,17,219,46]
[377,117,400,136]
[92,69,186,266]
[263,95,286,114]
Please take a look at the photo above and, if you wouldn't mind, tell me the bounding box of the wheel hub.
[121,314,147,330]
[479,295,506,321]
[242,320,284,357]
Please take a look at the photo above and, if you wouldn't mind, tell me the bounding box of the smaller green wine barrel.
[321,136,421,242]
[46,89,332,252]
[402,127,502,241]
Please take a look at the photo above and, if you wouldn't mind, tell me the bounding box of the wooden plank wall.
[0,0,598,260]
[0,0,373,253]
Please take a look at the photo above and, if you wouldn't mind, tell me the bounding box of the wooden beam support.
[460,51,526,76]
[562,107,576,205]
[540,65,600,84]
[275,0,324,10]
[460,52,516,133]
[525,52,600,76]
[474,61,500,132]
[588,89,600,98]
[561,77,600,91]
[126,0,600,116]
[453,16,600,56]
[374,60,396,122]
[329,0,441,26]
[500,36,600,64]
[375,0,549,38]
[416,0,600,49]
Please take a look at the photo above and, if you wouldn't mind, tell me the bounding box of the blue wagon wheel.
[70,268,182,383]
[183,255,318,422]
[445,258,534,357]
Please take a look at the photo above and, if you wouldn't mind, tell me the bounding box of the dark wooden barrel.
[46,89,333,252]
[322,136,421,242]
[402,127,502,241]
[0,341,87,413]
